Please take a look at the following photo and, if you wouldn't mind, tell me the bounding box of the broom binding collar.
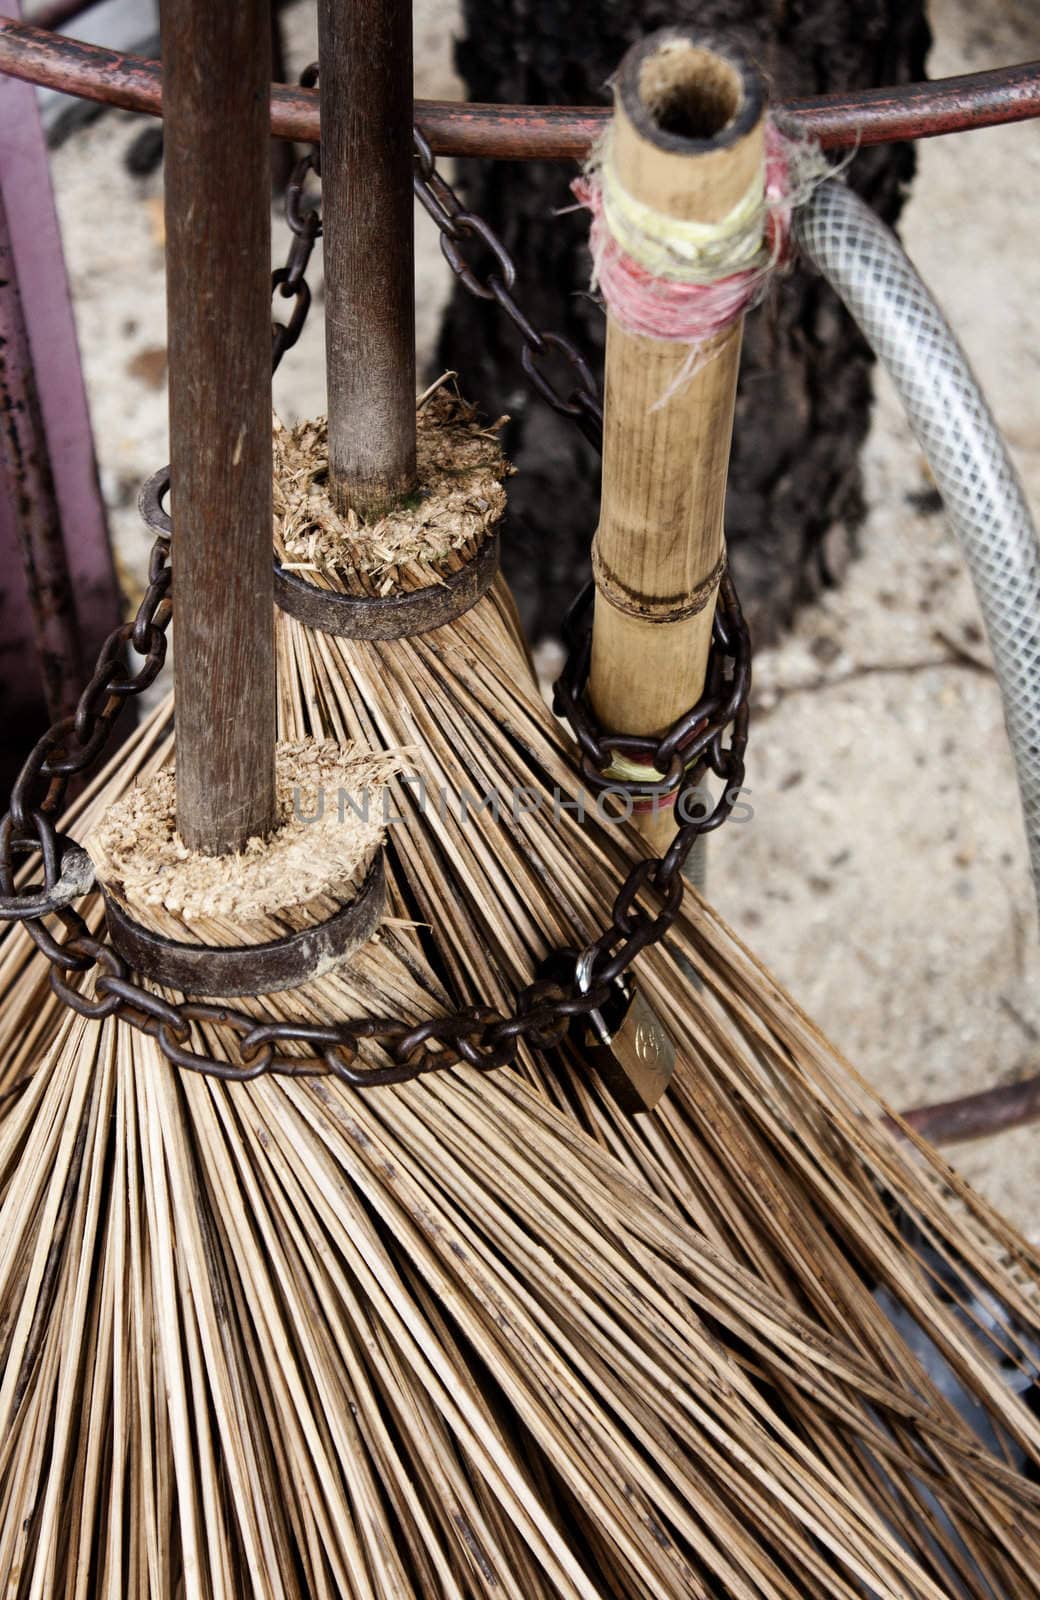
[0,455,750,1090]
[101,855,386,999]
[273,530,500,640]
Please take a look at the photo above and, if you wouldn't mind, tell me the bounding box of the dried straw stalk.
[270,392,1040,1557]
[2,638,1040,1590]
[3,820,1040,1595]
[1,376,1038,1588]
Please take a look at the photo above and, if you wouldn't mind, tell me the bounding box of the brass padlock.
[576,953,676,1115]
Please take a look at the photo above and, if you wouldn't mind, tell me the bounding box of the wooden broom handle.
[164,0,277,854]
[588,31,765,843]
[318,0,417,521]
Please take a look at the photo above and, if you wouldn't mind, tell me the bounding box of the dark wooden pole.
[317,0,416,521]
[163,0,277,854]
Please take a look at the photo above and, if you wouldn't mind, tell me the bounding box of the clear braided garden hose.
[796,180,1040,916]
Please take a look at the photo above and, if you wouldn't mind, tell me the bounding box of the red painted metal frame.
[0,4,120,769]
[0,182,84,726]
[1,20,1040,158]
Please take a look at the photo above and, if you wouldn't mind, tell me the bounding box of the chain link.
[0,98,749,1089]
[272,140,321,372]
[553,571,750,972]
[411,127,603,446]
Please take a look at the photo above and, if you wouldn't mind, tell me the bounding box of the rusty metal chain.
[0,96,749,1088]
[272,70,604,443]
[555,574,750,812]
[272,64,321,374]
[0,466,173,965]
[411,127,603,448]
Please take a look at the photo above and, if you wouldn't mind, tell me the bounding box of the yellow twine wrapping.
[597,128,769,284]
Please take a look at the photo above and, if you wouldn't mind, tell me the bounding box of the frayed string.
[574,119,831,406]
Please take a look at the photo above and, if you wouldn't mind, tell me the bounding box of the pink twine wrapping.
[574,122,804,350]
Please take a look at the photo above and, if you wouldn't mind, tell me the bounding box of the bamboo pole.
[163,0,277,854]
[588,31,765,849]
[317,0,417,521]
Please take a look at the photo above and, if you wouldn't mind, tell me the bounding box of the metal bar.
[3,22,1040,158]
[317,0,416,519]
[0,488,48,794]
[163,0,276,854]
[898,1075,1040,1145]
[0,181,83,725]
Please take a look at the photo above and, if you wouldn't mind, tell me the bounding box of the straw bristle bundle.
[4,882,1040,1596]
[273,385,510,596]
[275,504,1040,1581]
[3,404,1040,1593]
[3,677,1040,1592]
[87,738,395,941]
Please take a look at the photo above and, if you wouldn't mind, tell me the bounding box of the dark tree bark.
[437,0,931,647]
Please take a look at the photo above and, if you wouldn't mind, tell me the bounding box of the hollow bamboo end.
[612,29,766,221]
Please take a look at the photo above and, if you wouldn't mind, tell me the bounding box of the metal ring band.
[138,463,172,537]
[273,531,500,639]
[102,853,386,997]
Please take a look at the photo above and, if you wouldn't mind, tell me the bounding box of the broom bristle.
[4,936,1040,1597]
[272,408,1040,1503]
[2,405,1040,1592]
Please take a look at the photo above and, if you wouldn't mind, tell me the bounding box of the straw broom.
[275,412,1040,1513]
[11,746,1037,1594]
[8,5,1039,1597]
[266,15,1040,1518]
[9,672,1040,1591]
[14,940,1040,1597]
[6,669,1040,1590]
[6,729,1040,1597]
